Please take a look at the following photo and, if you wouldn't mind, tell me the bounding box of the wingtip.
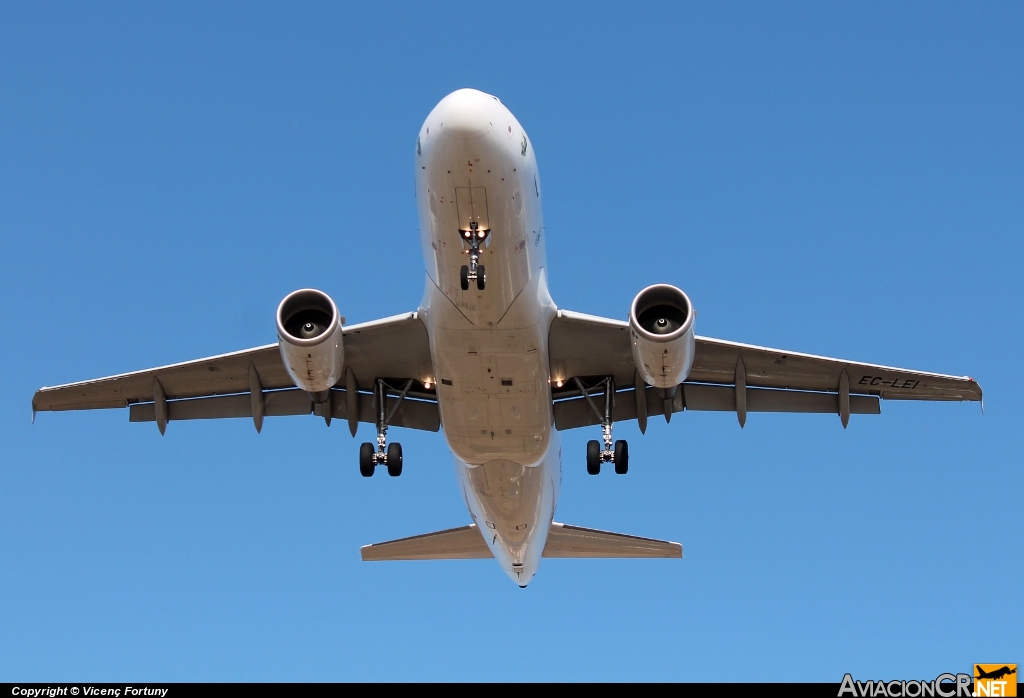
[967,378,984,409]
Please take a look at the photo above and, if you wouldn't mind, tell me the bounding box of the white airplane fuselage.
[415,89,559,586]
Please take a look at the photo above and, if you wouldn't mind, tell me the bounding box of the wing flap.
[128,389,315,422]
[543,522,683,558]
[553,384,880,430]
[360,524,493,561]
[684,384,881,414]
[126,388,440,431]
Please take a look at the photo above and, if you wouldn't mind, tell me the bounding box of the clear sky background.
[1,2,1021,682]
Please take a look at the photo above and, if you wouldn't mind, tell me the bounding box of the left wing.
[549,309,982,430]
[33,312,440,432]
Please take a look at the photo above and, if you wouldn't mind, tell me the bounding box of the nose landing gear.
[575,376,629,475]
[359,378,412,477]
[459,222,487,291]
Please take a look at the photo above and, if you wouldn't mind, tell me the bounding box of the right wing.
[32,312,440,432]
[549,309,982,430]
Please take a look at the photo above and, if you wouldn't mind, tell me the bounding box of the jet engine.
[276,288,344,401]
[629,284,696,389]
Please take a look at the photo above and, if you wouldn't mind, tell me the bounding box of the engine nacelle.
[276,288,344,400]
[629,284,696,389]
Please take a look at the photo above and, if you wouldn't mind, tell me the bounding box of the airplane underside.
[31,88,982,587]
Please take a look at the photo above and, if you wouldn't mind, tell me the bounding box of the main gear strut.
[359,378,413,478]
[574,376,629,475]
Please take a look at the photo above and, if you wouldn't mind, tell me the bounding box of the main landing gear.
[459,221,487,291]
[575,376,629,475]
[359,378,413,478]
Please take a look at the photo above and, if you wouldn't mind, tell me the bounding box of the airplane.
[32,88,983,587]
[976,666,1016,681]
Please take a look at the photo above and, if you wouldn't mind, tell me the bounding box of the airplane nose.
[438,88,495,139]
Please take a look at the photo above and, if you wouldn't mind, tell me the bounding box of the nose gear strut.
[574,376,629,475]
[459,221,487,291]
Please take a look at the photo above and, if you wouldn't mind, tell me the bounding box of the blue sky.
[1,2,1021,682]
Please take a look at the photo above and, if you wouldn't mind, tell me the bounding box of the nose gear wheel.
[459,221,488,291]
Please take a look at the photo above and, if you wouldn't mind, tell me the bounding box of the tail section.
[542,522,682,558]
[360,522,682,561]
[361,524,492,561]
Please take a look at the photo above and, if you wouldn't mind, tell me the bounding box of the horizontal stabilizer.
[360,522,682,561]
[542,522,683,558]
[361,524,493,561]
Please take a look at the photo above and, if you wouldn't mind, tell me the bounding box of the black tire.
[614,440,629,474]
[476,265,486,290]
[586,440,601,475]
[460,265,469,290]
[386,442,403,477]
[359,443,375,477]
